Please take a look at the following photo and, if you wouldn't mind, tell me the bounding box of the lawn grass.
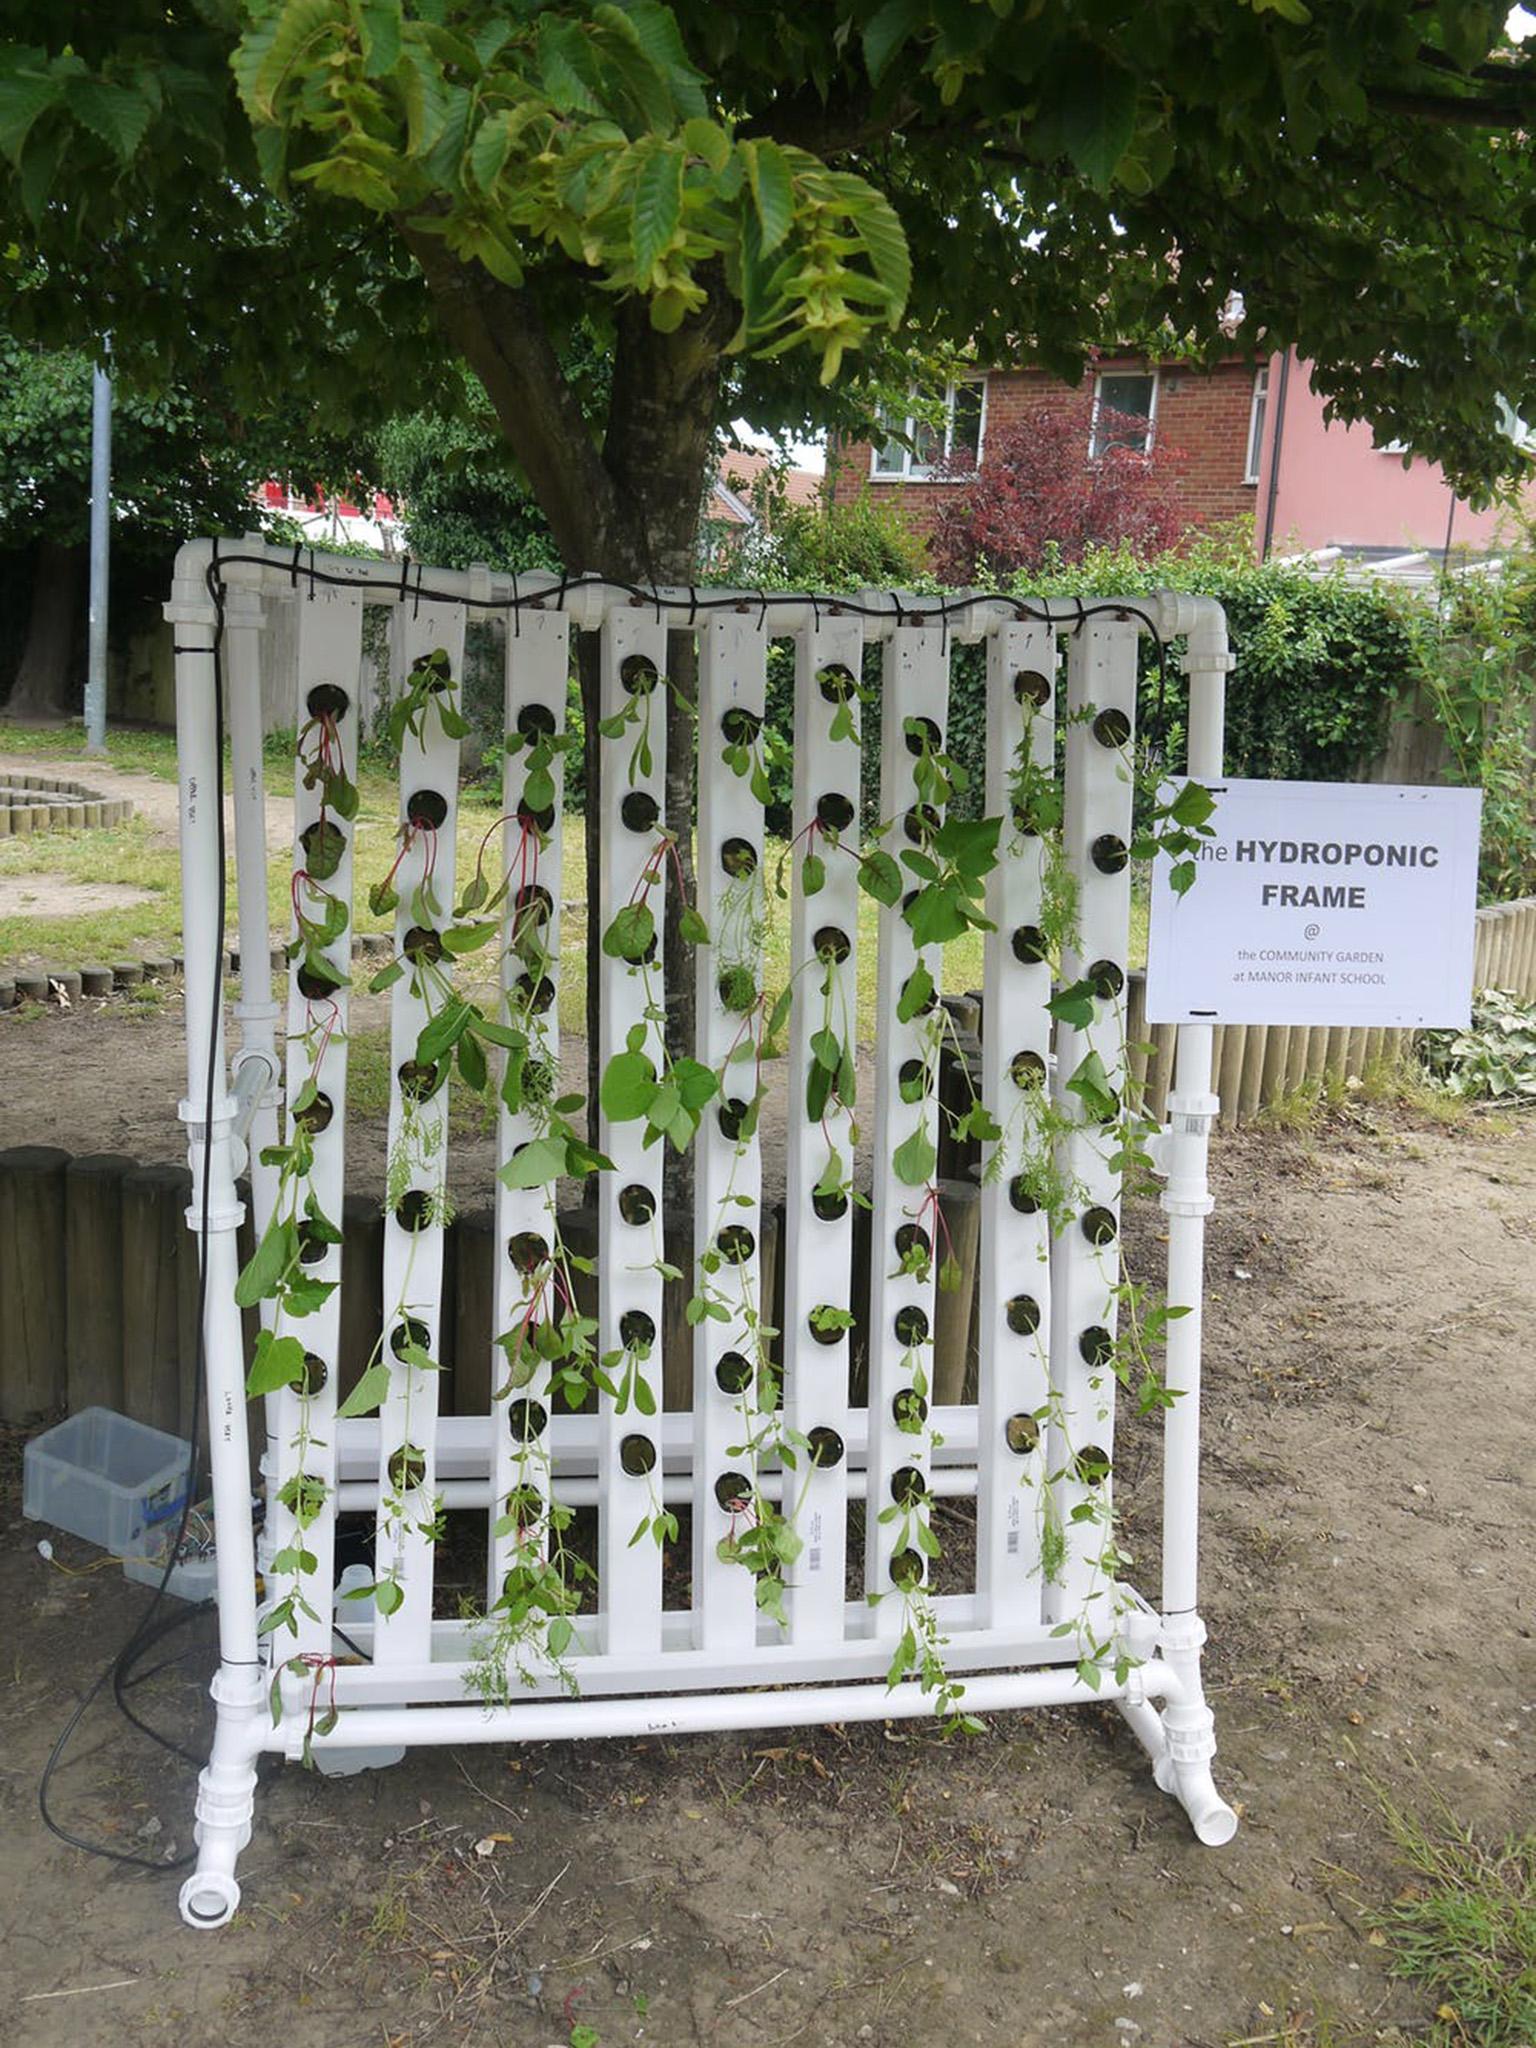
[0,718,1148,1033]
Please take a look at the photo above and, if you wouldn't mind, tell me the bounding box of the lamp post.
[85,339,112,754]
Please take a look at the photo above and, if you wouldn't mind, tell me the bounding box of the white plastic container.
[23,1407,192,1555]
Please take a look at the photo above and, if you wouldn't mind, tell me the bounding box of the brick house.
[829,350,1529,563]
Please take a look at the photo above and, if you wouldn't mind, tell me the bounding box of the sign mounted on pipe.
[1145,779,1482,1027]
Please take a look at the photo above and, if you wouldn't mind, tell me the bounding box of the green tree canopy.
[2,2,1535,585]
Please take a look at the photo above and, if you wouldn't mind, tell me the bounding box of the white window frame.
[1244,366,1269,485]
[870,376,988,481]
[1090,369,1159,459]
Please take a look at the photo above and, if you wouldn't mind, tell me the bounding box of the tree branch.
[400,225,621,569]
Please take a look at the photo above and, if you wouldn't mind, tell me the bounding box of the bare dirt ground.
[0,749,298,853]
[0,1004,1531,2047]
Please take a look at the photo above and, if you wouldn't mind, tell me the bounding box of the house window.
[1244,367,1269,485]
[871,378,987,479]
[1090,371,1157,457]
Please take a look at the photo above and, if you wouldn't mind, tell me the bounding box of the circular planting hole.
[889,1547,924,1591]
[398,1058,444,1102]
[395,1189,434,1233]
[717,966,758,1015]
[897,1057,927,1102]
[904,715,942,756]
[721,705,762,747]
[412,648,453,693]
[813,925,851,965]
[721,836,758,879]
[715,1351,753,1396]
[816,791,855,834]
[1011,924,1048,965]
[1005,1412,1041,1455]
[898,971,936,1021]
[891,1465,927,1508]
[717,1223,755,1264]
[893,1221,931,1262]
[391,1317,430,1361]
[808,1306,846,1346]
[715,1470,752,1513]
[620,653,659,695]
[406,788,448,830]
[508,1230,550,1274]
[717,1097,751,1142]
[1074,1444,1112,1486]
[513,972,556,1014]
[503,1484,543,1528]
[1005,1293,1041,1336]
[295,964,340,1002]
[403,925,444,965]
[293,1090,334,1136]
[1087,958,1125,1000]
[894,1304,930,1347]
[620,790,660,833]
[296,1218,331,1266]
[1012,800,1041,839]
[1092,707,1132,750]
[1008,1176,1039,1215]
[617,1183,656,1226]
[1091,833,1129,875]
[513,884,554,926]
[1013,668,1052,708]
[619,1433,656,1476]
[299,818,346,882]
[299,1351,328,1396]
[807,1426,845,1469]
[811,1187,848,1222]
[1011,1049,1046,1089]
[1081,1205,1118,1247]
[817,661,857,704]
[508,1399,550,1443]
[619,1309,656,1351]
[516,702,557,743]
[306,683,350,720]
[892,1387,928,1430]
[388,1443,427,1492]
[903,802,941,844]
[517,797,556,834]
[1079,1325,1114,1368]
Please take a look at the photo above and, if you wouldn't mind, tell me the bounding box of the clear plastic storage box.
[23,1407,192,1556]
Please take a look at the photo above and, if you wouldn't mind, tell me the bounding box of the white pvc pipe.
[279,1662,1178,1758]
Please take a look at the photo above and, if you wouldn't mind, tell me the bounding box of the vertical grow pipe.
[166,542,267,1928]
[1145,592,1237,1847]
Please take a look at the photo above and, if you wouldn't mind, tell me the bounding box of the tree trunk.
[6,540,85,722]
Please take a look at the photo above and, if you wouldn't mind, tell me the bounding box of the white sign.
[1145,778,1482,1027]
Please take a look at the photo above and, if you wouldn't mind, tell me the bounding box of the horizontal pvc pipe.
[279,1662,1183,1757]
[334,1460,981,1513]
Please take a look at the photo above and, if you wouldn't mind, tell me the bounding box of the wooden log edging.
[0,772,132,838]
[0,931,397,1008]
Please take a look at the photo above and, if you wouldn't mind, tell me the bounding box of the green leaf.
[417,997,474,1065]
[66,77,154,164]
[1169,779,1217,828]
[336,1359,391,1417]
[802,850,825,896]
[896,961,934,1024]
[632,139,684,276]
[679,904,710,946]
[373,1577,404,1617]
[602,902,655,963]
[601,1048,657,1121]
[1066,1049,1118,1122]
[0,66,64,170]
[457,1028,487,1094]
[892,1125,936,1186]
[862,0,926,85]
[743,137,793,256]
[1047,979,1097,1028]
[499,1135,569,1189]
[356,0,403,76]
[236,1215,295,1309]
[247,1330,307,1398]
[858,849,902,906]
[1055,50,1138,193]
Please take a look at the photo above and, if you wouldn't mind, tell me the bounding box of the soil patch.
[0,875,158,919]
[0,1034,1531,2047]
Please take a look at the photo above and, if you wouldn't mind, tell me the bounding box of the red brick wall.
[829,358,1262,553]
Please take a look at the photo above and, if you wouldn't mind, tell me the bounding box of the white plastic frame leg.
[178,1664,266,1928]
[1116,1613,1237,1847]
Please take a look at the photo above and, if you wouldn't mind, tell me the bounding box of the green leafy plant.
[1419,986,1536,1100]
